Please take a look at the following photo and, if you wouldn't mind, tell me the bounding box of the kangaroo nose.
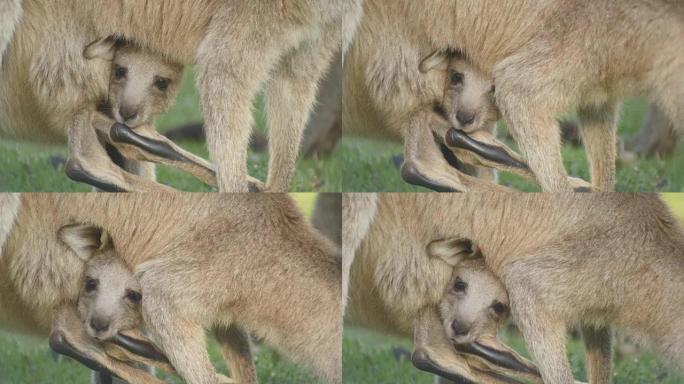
[119,105,139,122]
[90,317,110,333]
[456,110,476,126]
[451,321,469,337]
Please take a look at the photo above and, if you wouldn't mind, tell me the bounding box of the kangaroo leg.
[142,298,219,384]
[195,6,291,192]
[214,325,257,384]
[582,326,613,384]
[51,305,165,384]
[101,138,156,183]
[264,26,340,191]
[402,110,511,192]
[578,103,619,192]
[505,280,574,383]
[501,108,571,192]
[413,307,538,384]
[110,123,265,191]
[495,60,575,192]
[66,112,174,192]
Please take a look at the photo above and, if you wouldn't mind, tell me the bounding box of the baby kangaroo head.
[77,253,142,341]
[58,222,142,341]
[428,238,508,345]
[420,49,500,133]
[85,36,184,128]
[441,258,508,345]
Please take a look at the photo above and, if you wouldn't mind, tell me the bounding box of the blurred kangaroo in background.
[357,0,683,192]
[358,193,684,383]
[342,193,542,383]
[5,0,361,192]
[1,194,342,384]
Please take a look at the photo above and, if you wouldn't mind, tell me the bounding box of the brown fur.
[0,194,342,384]
[0,27,188,190]
[343,194,541,384]
[0,0,20,65]
[342,4,588,191]
[3,0,361,192]
[76,251,142,341]
[362,193,684,383]
[350,0,683,192]
[342,8,503,192]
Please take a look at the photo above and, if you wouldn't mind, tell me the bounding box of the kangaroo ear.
[419,50,450,73]
[427,238,480,266]
[58,224,112,261]
[84,36,118,60]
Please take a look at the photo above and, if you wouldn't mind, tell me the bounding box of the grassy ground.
[343,327,683,384]
[0,333,319,384]
[0,194,322,384]
[2,71,681,193]
[0,70,341,192]
[340,99,684,192]
[342,196,684,384]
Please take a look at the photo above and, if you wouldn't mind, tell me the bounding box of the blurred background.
[2,62,681,193]
[0,193,330,384]
[0,66,342,192]
[342,194,684,383]
[341,100,684,192]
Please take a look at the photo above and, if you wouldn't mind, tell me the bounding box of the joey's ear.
[427,238,480,266]
[84,36,118,61]
[58,224,112,261]
[419,50,450,73]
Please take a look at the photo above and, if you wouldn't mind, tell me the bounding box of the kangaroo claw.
[401,161,460,192]
[65,158,126,192]
[456,342,541,377]
[112,332,170,364]
[49,330,119,379]
[446,128,529,170]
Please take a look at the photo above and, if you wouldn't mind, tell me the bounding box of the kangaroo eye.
[491,301,507,316]
[114,65,127,80]
[453,278,467,293]
[490,85,496,94]
[450,71,464,85]
[154,76,170,91]
[84,277,98,293]
[125,290,142,304]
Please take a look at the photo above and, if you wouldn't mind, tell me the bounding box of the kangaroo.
[343,194,541,383]
[343,1,590,192]
[356,193,684,383]
[352,0,683,192]
[1,193,342,384]
[5,0,362,192]
[80,37,231,190]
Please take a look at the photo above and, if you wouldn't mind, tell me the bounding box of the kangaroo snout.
[89,316,110,334]
[118,104,139,123]
[456,110,476,126]
[451,320,470,338]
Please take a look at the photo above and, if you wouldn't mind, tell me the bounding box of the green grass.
[3,71,681,193]
[342,198,684,383]
[0,194,321,384]
[342,326,683,384]
[0,70,341,192]
[0,332,319,384]
[341,99,684,192]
